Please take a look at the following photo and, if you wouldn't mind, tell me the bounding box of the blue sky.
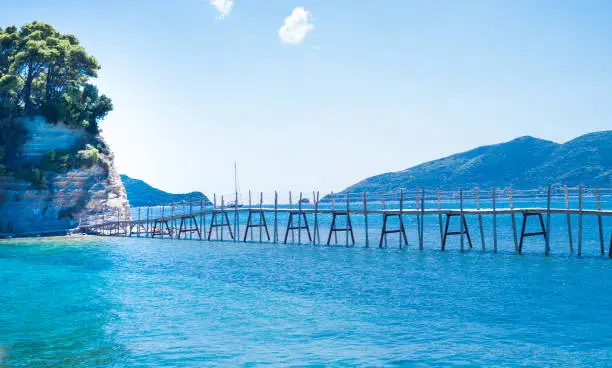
[3,0,612,199]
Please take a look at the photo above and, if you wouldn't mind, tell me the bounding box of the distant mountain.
[120,174,210,207]
[339,131,612,194]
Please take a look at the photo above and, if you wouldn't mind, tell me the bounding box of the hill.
[339,131,612,194]
[121,175,210,207]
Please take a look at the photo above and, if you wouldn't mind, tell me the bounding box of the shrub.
[58,153,72,171]
[15,165,47,189]
[75,144,99,168]
[42,149,58,171]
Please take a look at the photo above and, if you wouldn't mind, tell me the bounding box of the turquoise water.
[2,236,612,366]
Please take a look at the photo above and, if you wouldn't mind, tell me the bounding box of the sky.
[2,0,612,200]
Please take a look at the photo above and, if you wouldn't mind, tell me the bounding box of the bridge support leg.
[244,210,270,242]
[327,211,355,246]
[379,213,408,248]
[178,215,201,240]
[284,212,311,244]
[208,211,234,240]
[152,220,173,239]
[441,214,472,251]
[518,213,547,254]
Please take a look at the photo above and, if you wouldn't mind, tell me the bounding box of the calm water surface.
[1,236,612,366]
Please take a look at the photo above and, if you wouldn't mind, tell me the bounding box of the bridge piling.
[81,186,611,258]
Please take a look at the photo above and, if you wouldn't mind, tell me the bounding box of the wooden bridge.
[80,185,612,257]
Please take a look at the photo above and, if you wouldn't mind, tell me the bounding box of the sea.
[1,192,612,366]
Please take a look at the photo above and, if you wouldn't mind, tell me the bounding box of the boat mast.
[234,162,240,202]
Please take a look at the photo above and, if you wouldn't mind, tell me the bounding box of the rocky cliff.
[0,117,129,237]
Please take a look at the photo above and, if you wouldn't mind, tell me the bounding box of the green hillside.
[121,174,210,207]
[339,131,612,194]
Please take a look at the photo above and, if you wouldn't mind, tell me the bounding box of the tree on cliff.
[0,21,112,134]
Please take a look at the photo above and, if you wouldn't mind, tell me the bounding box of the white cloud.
[210,0,233,18]
[279,7,314,45]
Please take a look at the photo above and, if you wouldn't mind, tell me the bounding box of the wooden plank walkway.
[79,186,612,257]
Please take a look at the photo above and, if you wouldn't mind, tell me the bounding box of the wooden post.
[475,187,485,250]
[493,188,497,253]
[189,197,193,240]
[420,189,425,249]
[313,190,319,245]
[213,194,218,240]
[202,201,207,241]
[331,192,337,244]
[363,192,369,247]
[578,185,583,256]
[289,191,294,243]
[221,195,225,241]
[460,188,465,252]
[274,191,278,243]
[345,192,350,247]
[182,199,187,239]
[596,187,604,255]
[509,187,518,252]
[137,207,141,237]
[259,192,264,243]
[298,192,303,244]
[437,189,443,249]
[172,202,176,239]
[399,189,404,247]
[564,186,573,253]
[160,204,166,239]
[415,188,421,248]
[249,190,253,241]
[545,185,551,256]
[234,189,239,243]
[382,191,387,247]
[200,198,204,241]
[146,206,150,238]
[316,192,321,243]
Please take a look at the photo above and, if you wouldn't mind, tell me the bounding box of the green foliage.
[42,149,57,171]
[15,165,47,189]
[58,153,71,171]
[0,22,113,183]
[47,149,55,162]
[46,147,95,173]
[41,84,112,134]
[0,21,112,130]
[75,144,99,168]
[0,118,27,159]
[41,149,76,172]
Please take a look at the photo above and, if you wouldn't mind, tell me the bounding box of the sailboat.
[226,162,244,208]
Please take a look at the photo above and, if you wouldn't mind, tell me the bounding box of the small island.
[0,21,129,236]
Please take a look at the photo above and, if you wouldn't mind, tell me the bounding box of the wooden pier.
[80,186,612,257]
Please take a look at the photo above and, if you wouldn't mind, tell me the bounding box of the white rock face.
[20,117,87,160]
[0,117,130,236]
